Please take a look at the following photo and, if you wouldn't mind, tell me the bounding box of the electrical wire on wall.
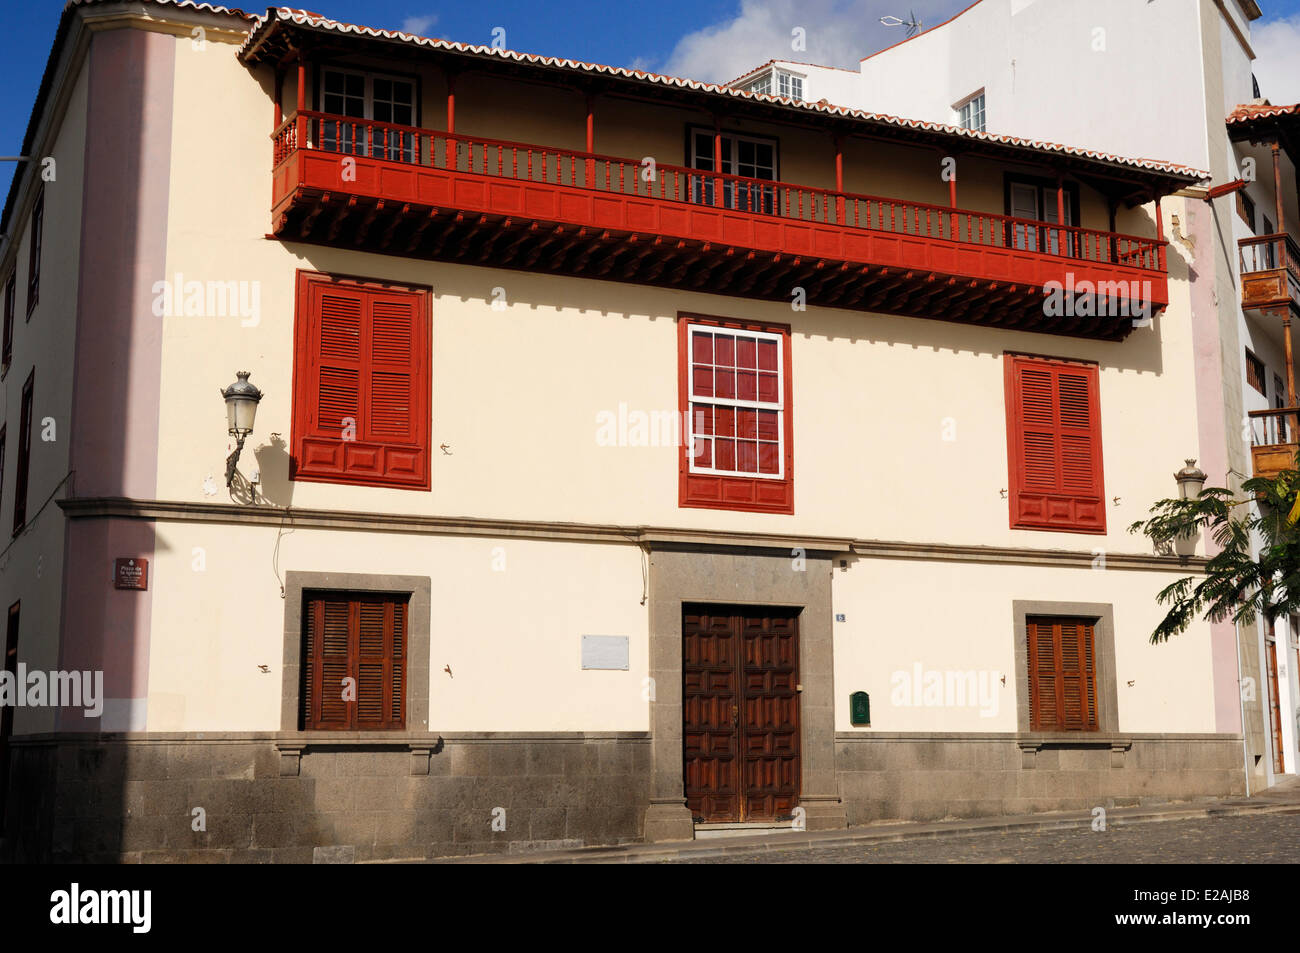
[272,506,294,599]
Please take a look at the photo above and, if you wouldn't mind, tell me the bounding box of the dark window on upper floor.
[1,274,14,374]
[687,127,778,213]
[26,189,42,318]
[1245,348,1267,395]
[12,369,33,535]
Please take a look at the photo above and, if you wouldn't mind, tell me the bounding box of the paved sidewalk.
[429,778,1300,864]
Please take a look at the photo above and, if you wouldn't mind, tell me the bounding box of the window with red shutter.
[1026,616,1098,731]
[12,370,33,536]
[301,591,407,730]
[679,313,794,514]
[291,271,430,489]
[1004,353,1104,533]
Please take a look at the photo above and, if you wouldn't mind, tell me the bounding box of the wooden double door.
[682,604,801,823]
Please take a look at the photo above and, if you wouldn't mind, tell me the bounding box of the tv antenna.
[879,11,922,37]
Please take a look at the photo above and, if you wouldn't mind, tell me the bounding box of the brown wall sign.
[114,557,148,591]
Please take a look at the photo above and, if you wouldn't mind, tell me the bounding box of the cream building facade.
[0,1,1246,862]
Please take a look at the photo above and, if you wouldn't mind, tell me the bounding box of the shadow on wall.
[289,206,1172,380]
[233,432,294,508]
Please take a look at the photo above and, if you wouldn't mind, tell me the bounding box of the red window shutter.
[292,271,429,489]
[678,313,794,515]
[1027,616,1098,731]
[1005,354,1104,533]
[303,592,407,730]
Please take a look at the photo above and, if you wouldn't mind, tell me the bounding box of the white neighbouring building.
[764,0,1298,790]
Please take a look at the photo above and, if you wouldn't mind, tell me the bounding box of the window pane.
[692,365,713,397]
[715,407,735,437]
[737,409,757,439]
[737,369,757,401]
[715,438,736,471]
[737,440,758,473]
[692,331,713,364]
[736,337,756,368]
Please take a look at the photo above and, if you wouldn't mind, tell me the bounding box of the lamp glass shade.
[221,371,263,436]
[227,396,258,435]
[1174,459,1207,500]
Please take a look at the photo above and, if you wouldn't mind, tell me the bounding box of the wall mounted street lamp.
[221,371,263,487]
[1174,459,1207,500]
[1172,459,1207,558]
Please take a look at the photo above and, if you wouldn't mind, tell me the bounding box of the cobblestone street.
[659,812,1300,864]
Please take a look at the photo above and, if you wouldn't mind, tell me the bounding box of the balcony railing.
[1249,405,1300,479]
[274,111,1167,273]
[1239,232,1300,311]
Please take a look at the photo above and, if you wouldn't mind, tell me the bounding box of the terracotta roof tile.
[1227,102,1300,123]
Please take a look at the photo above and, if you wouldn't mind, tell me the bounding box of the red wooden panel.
[290,271,431,490]
[1004,353,1105,533]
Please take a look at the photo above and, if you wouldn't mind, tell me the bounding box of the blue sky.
[3,0,1300,203]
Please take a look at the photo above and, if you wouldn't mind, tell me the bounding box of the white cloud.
[1252,15,1300,105]
[659,0,968,84]
[400,14,438,37]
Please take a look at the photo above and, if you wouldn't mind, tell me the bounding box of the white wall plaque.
[581,635,629,670]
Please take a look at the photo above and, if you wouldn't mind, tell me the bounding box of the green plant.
[1128,466,1300,643]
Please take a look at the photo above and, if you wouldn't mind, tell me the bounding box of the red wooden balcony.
[1239,232,1300,314]
[270,111,1170,339]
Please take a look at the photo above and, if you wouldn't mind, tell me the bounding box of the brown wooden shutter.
[356,597,406,729]
[303,592,407,730]
[304,595,353,729]
[292,272,430,489]
[1005,355,1104,533]
[1027,616,1098,731]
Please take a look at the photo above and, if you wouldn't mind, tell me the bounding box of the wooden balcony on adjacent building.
[1240,232,1300,314]
[1249,405,1300,480]
[269,111,1171,341]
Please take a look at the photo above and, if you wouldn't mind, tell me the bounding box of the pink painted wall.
[58,28,173,730]
[1185,197,1242,734]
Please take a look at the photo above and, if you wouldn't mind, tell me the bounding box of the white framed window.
[687,324,785,479]
[745,69,802,100]
[320,67,417,162]
[688,128,778,212]
[956,91,986,132]
[777,70,803,100]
